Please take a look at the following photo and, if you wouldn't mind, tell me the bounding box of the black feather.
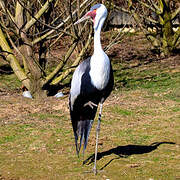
[70,95,98,155]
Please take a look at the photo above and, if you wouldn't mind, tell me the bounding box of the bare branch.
[171,6,180,20]
[32,0,96,45]
[137,0,156,13]
[5,28,29,74]
[172,27,180,47]
[147,0,162,14]
[51,27,93,85]
[24,0,55,31]
[43,41,78,86]
[105,13,134,52]
[0,26,30,89]
[0,0,16,25]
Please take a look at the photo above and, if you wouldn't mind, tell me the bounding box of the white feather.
[70,64,83,110]
[89,52,110,90]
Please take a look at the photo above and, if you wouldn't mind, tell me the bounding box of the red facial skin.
[86,9,96,24]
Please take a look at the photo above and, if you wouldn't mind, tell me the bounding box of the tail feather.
[73,119,93,156]
[74,133,79,156]
[83,120,93,152]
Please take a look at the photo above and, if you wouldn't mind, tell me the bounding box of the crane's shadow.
[83,142,175,170]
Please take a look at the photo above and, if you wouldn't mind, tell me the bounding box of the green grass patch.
[29,112,62,120]
[114,60,180,102]
[111,106,134,117]
[0,124,34,145]
[0,73,21,90]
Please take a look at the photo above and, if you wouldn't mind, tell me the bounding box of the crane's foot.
[84,101,98,109]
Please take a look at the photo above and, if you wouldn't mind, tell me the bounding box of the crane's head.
[74,4,107,30]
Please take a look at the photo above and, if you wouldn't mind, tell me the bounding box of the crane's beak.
[74,13,91,25]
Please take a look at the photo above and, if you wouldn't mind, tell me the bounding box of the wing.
[69,57,98,155]
[69,57,90,110]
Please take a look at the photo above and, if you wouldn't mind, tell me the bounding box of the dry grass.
[0,85,179,179]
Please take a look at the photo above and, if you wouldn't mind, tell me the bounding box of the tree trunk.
[160,0,174,56]
[31,79,47,99]
[21,33,46,98]
[0,27,31,89]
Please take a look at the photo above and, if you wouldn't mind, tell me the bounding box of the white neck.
[93,17,105,54]
[89,17,110,90]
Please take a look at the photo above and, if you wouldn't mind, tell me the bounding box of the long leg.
[93,103,103,175]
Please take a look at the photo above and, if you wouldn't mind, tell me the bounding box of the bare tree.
[0,0,95,98]
[128,0,180,56]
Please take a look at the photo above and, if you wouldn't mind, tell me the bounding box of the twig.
[17,0,58,32]
[51,27,93,85]
[32,0,96,45]
[5,28,30,74]
[105,13,134,52]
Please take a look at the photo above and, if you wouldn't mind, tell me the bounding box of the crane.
[69,4,114,174]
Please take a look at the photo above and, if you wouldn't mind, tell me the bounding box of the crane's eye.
[87,9,96,20]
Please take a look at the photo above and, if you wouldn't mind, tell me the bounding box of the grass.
[0,40,180,179]
[0,73,21,91]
